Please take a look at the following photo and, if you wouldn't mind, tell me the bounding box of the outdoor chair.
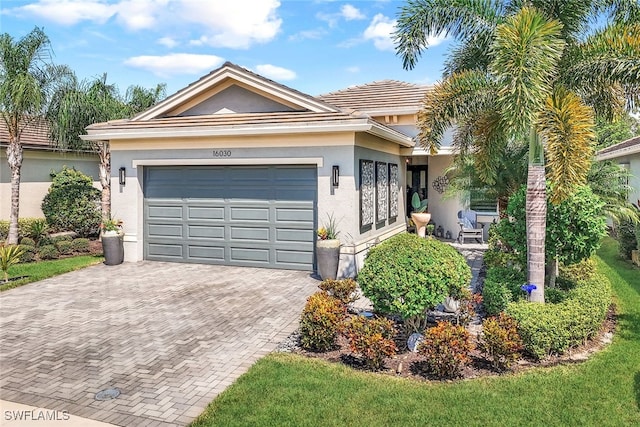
[457,210,484,244]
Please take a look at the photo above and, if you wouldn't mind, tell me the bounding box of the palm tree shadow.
[635,371,640,411]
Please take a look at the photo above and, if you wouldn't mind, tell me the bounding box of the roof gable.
[133,62,339,121]
[597,135,640,160]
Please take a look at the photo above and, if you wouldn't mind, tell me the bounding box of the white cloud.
[157,37,178,48]
[341,4,365,20]
[255,64,296,81]
[8,0,281,49]
[363,13,396,51]
[181,0,281,49]
[424,33,448,47]
[288,28,327,42]
[12,0,117,25]
[346,66,360,73]
[124,53,225,77]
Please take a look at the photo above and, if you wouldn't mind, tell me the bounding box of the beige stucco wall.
[109,131,407,275]
[0,149,99,220]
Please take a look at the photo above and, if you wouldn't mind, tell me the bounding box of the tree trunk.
[6,137,23,245]
[97,141,111,219]
[526,129,546,303]
[546,257,558,288]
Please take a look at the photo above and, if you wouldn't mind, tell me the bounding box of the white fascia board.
[401,145,454,156]
[596,145,640,161]
[81,121,373,141]
[360,107,421,116]
[367,124,415,147]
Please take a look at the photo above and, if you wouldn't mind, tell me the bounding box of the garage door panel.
[148,224,183,238]
[144,165,316,270]
[188,206,225,220]
[276,228,314,242]
[230,207,270,221]
[188,225,224,239]
[148,243,183,257]
[147,205,184,220]
[230,227,269,241]
[230,247,270,263]
[188,245,225,261]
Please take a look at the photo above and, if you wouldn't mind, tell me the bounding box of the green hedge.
[482,267,526,316]
[506,273,611,359]
[0,218,46,241]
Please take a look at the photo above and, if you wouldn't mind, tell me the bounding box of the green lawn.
[191,237,640,427]
[0,255,103,292]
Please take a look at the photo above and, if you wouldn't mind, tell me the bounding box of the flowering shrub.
[418,321,473,379]
[456,289,483,326]
[342,315,397,370]
[319,278,358,304]
[478,313,523,371]
[300,292,346,352]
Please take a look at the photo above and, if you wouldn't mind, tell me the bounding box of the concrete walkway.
[0,262,319,427]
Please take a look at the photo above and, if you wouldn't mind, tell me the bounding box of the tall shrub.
[358,233,471,331]
[41,167,101,237]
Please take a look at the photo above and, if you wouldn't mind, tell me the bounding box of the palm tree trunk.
[526,129,546,303]
[97,141,111,219]
[6,137,23,245]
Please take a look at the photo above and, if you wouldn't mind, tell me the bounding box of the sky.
[0,0,451,98]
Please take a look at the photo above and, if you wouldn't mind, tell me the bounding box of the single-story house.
[83,62,495,276]
[596,136,640,208]
[0,120,99,220]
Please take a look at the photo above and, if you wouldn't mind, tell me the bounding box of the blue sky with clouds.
[2,0,451,97]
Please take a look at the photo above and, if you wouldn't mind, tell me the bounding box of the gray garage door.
[143,165,316,270]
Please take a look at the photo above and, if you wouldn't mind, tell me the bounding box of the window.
[470,189,498,213]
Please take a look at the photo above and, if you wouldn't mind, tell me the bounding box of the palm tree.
[48,74,166,218]
[0,27,71,244]
[396,1,640,302]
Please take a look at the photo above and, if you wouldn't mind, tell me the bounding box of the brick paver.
[0,262,319,426]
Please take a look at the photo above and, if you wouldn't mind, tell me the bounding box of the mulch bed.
[290,304,617,382]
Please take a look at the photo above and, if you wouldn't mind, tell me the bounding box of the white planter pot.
[316,239,340,280]
[411,212,432,237]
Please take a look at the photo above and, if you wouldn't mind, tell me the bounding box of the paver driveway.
[0,262,319,426]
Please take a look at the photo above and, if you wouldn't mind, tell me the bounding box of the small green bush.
[41,167,101,237]
[1,244,25,281]
[418,321,473,379]
[544,288,569,304]
[558,258,597,285]
[318,278,358,304]
[482,267,526,315]
[20,237,36,247]
[71,238,90,253]
[56,240,74,255]
[51,235,72,244]
[342,316,397,371]
[18,245,36,263]
[506,273,611,359]
[617,217,638,259]
[38,245,60,260]
[479,313,523,371]
[299,292,347,352]
[358,233,471,325]
[27,219,48,243]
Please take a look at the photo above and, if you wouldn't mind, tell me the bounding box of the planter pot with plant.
[101,217,124,265]
[317,214,341,280]
[410,192,430,238]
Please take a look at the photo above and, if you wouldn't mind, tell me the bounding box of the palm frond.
[490,7,566,135]
[416,70,496,153]
[538,87,596,203]
[588,160,640,223]
[395,0,505,70]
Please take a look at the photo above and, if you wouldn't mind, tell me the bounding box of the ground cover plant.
[191,237,639,426]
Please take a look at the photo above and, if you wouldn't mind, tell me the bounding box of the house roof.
[318,80,430,116]
[596,135,640,160]
[84,110,415,147]
[0,118,51,150]
[133,62,340,121]
[84,62,415,147]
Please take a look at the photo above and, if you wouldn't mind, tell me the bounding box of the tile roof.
[597,135,640,157]
[86,110,415,144]
[317,80,430,113]
[0,118,51,149]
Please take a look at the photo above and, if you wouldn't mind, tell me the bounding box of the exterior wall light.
[332,165,339,187]
[119,167,126,186]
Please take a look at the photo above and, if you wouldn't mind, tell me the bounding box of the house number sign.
[212,150,232,157]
